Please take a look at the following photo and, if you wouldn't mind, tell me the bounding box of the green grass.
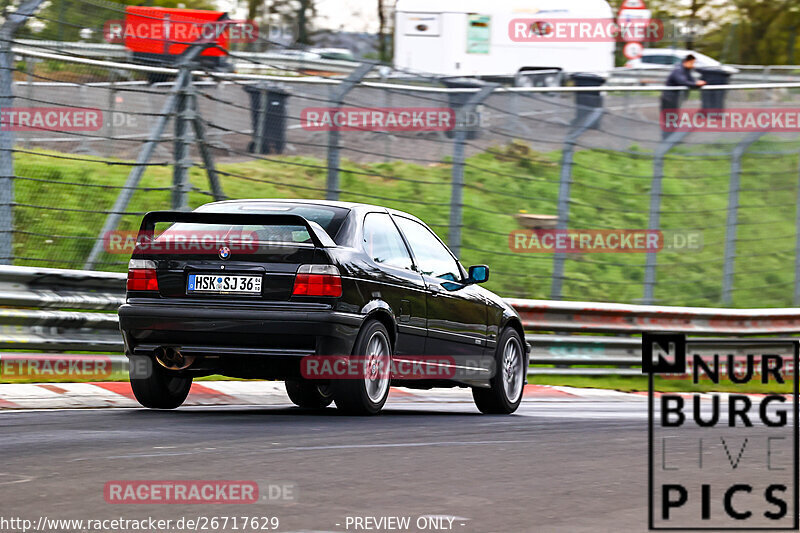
[12,137,800,307]
[0,374,249,384]
[529,374,795,394]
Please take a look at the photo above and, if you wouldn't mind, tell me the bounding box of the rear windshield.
[195,202,350,240]
[153,222,312,246]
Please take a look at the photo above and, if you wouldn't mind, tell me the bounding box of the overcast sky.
[218,0,382,33]
[315,0,381,32]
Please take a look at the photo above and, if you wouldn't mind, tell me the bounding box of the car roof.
[642,48,701,56]
[202,198,370,210]
[199,199,424,222]
[641,49,716,60]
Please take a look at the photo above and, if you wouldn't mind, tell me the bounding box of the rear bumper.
[118,300,363,359]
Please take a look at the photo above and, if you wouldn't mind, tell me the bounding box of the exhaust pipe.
[154,346,195,371]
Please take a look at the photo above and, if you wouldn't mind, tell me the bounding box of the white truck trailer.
[394,0,616,85]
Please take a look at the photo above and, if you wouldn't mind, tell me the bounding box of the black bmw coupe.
[118,200,529,415]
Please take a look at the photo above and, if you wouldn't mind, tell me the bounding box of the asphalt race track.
[0,398,643,533]
[0,397,785,533]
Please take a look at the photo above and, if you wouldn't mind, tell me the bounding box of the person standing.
[660,54,707,134]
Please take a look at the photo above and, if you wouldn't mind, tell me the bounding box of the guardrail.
[609,66,800,85]
[14,39,800,85]
[13,40,360,75]
[2,265,799,376]
[0,265,124,352]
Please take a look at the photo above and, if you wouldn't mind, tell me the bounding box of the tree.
[727,0,800,64]
[22,0,217,42]
[377,0,387,62]
[296,0,311,44]
[241,0,315,47]
[617,0,800,65]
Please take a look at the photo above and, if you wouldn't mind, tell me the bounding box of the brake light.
[127,259,159,292]
[292,265,342,297]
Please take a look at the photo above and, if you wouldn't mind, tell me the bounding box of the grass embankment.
[14,138,800,306]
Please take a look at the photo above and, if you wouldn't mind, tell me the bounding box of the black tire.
[129,356,192,409]
[332,320,392,415]
[473,328,526,414]
[285,379,334,409]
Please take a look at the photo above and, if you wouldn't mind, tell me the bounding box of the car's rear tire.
[472,328,526,414]
[129,356,192,409]
[332,320,392,415]
[285,379,334,409]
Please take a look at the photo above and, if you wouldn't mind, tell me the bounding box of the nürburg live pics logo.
[644,333,799,530]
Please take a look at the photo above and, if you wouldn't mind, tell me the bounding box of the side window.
[645,55,673,65]
[394,217,460,280]
[363,213,413,270]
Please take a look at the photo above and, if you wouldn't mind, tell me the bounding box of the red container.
[123,6,229,57]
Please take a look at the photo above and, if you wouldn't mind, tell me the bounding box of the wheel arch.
[501,316,528,360]
[359,300,398,352]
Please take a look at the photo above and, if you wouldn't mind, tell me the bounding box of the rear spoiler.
[138,211,337,248]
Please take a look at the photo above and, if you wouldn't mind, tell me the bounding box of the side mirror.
[468,265,489,284]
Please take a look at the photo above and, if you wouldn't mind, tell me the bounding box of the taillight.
[292,265,342,297]
[127,259,159,292]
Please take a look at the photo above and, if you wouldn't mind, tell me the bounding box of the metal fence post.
[0,0,45,265]
[722,132,764,305]
[550,107,604,300]
[0,32,13,265]
[106,70,117,158]
[73,84,96,155]
[325,62,374,201]
[643,130,689,304]
[449,84,497,258]
[172,67,192,210]
[22,58,34,149]
[383,87,392,163]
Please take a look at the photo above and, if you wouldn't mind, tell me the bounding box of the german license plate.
[187,274,262,295]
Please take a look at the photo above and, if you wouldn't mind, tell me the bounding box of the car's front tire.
[332,320,392,415]
[129,356,192,409]
[473,327,526,414]
[285,379,334,409]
